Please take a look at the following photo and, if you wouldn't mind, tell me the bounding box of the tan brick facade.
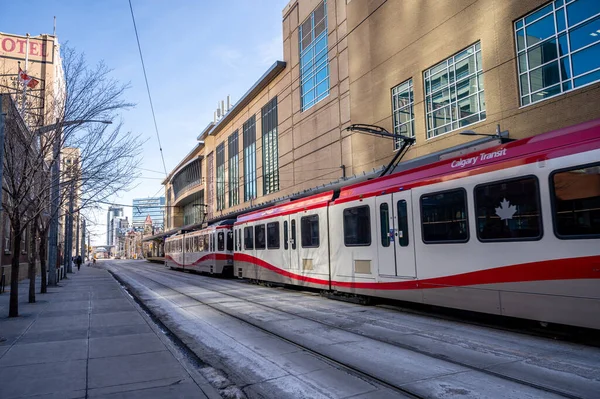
[164,0,600,229]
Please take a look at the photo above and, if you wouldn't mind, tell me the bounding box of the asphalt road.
[102,259,600,399]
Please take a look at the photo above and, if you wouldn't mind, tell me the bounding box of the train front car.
[328,119,600,330]
[164,234,184,270]
[233,192,334,289]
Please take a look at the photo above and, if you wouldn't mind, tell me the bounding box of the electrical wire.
[128,0,168,176]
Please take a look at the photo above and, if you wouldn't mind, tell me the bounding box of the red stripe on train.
[166,253,233,267]
[233,253,600,289]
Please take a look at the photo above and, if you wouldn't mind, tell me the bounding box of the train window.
[227,231,233,251]
[267,222,280,249]
[551,163,600,238]
[301,215,320,248]
[291,219,297,249]
[237,229,242,251]
[343,206,371,246]
[475,176,542,241]
[397,200,409,247]
[284,221,289,250]
[421,189,469,243]
[218,232,225,251]
[211,234,215,252]
[255,224,266,249]
[244,226,254,250]
[380,204,390,247]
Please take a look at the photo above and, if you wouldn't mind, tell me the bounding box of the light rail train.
[166,120,600,329]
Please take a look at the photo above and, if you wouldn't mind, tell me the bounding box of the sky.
[0,0,289,245]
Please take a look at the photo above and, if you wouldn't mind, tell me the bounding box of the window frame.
[391,78,415,148]
[420,187,470,244]
[549,161,600,240]
[244,226,254,250]
[301,214,320,248]
[267,221,280,249]
[255,224,266,250]
[343,205,372,247]
[474,175,544,243]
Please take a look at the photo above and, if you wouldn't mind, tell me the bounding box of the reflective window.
[421,189,469,243]
[392,79,415,148]
[255,224,266,250]
[299,1,329,111]
[475,177,542,241]
[424,42,485,138]
[243,116,257,201]
[227,231,233,251]
[262,97,279,194]
[218,231,225,251]
[552,163,600,238]
[515,0,600,106]
[343,206,371,246]
[267,222,280,249]
[301,215,320,248]
[216,143,226,211]
[244,226,254,250]
[284,221,289,250]
[228,131,239,207]
[380,203,390,247]
[397,200,410,247]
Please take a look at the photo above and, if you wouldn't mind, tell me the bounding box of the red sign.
[0,33,54,64]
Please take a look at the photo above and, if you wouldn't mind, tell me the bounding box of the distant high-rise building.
[106,206,124,245]
[132,197,165,230]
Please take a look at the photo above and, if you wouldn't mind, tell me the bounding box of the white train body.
[234,119,600,329]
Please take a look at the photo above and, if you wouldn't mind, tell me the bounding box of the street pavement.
[0,263,221,399]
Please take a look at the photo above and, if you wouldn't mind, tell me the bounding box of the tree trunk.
[28,223,38,303]
[39,227,48,294]
[9,219,22,318]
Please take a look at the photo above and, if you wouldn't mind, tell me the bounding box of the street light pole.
[64,181,75,274]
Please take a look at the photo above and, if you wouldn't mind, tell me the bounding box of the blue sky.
[0,0,289,244]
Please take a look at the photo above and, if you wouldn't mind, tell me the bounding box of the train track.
[108,262,593,398]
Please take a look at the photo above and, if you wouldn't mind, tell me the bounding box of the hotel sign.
[0,33,54,64]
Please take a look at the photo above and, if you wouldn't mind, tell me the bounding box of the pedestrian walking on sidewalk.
[76,255,83,271]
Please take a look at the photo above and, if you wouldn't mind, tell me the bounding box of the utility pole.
[47,119,61,285]
[66,182,75,273]
[81,218,86,262]
[75,213,80,257]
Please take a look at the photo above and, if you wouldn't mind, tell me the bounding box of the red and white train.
[165,220,235,275]
[233,119,600,330]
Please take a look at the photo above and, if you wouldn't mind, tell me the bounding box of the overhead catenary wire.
[128,0,168,176]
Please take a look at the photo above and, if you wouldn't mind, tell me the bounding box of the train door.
[375,191,417,278]
[289,216,299,270]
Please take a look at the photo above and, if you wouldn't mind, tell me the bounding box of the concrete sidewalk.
[0,265,221,399]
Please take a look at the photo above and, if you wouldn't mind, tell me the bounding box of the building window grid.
[262,97,279,195]
[299,0,329,111]
[515,0,600,106]
[391,79,415,150]
[228,131,239,207]
[216,143,225,211]
[243,116,257,202]
[424,42,485,139]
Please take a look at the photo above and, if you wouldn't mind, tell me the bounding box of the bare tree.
[2,45,142,317]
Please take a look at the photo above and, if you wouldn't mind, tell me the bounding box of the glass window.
[262,97,279,195]
[216,143,226,211]
[551,163,600,238]
[343,206,371,246]
[397,200,410,247]
[516,0,600,106]
[284,221,289,250]
[424,42,485,138]
[380,203,390,247]
[421,189,469,243]
[244,226,254,250]
[392,79,415,148]
[475,177,542,241]
[255,224,266,250]
[243,116,257,201]
[291,219,297,250]
[299,1,329,111]
[218,231,225,251]
[301,215,320,248]
[228,131,239,207]
[227,230,233,251]
[267,222,280,249]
